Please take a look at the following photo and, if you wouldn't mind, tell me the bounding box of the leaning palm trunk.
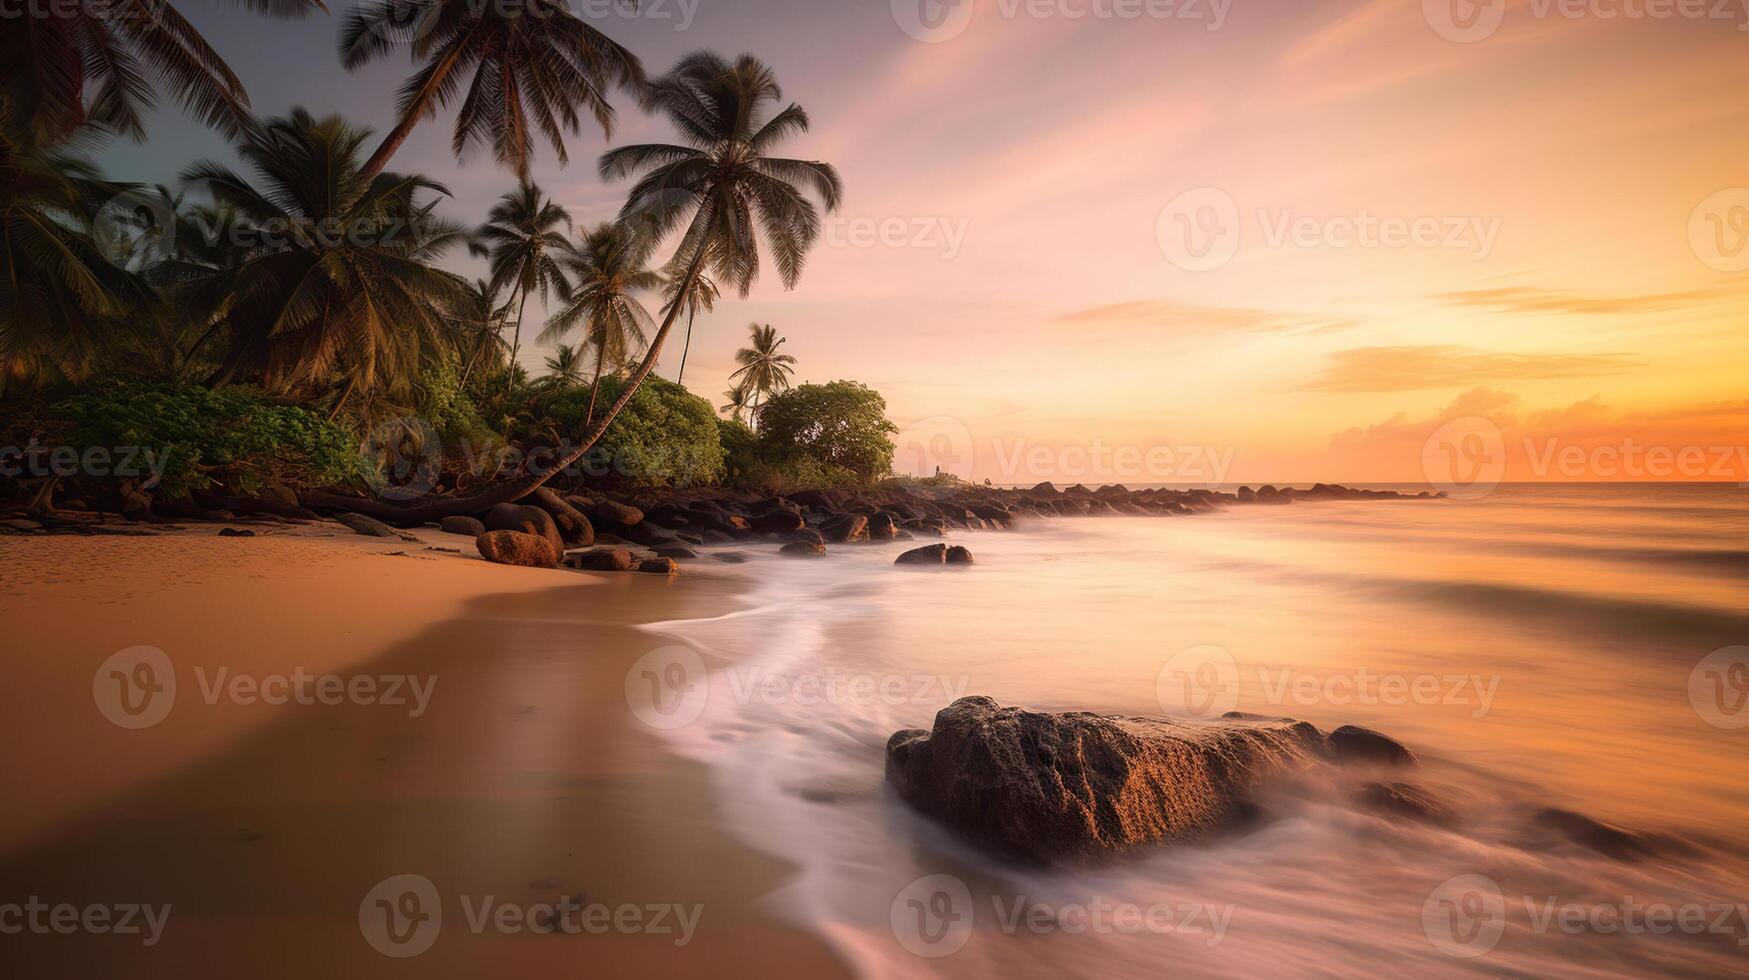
[584,343,608,425]
[302,245,705,523]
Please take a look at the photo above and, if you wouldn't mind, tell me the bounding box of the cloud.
[1052,300,1357,337]
[1436,286,1733,316]
[1302,345,1637,393]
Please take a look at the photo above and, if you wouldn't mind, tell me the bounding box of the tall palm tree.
[720,384,751,425]
[729,322,795,426]
[471,182,571,370]
[542,343,586,386]
[180,109,469,415]
[308,52,840,520]
[542,222,660,424]
[1,0,324,145]
[664,268,718,386]
[338,0,645,179]
[0,124,141,391]
[448,277,508,388]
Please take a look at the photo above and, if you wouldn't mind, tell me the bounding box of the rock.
[711,551,750,564]
[567,548,635,572]
[1029,482,1059,496]
[895,544,948,565]
[780,541,827,558]
[1533,808,1659,861]
[1354,782,1449,824]
[475,530,560,569]
[439,516,486,537]
[624,521,681,547]
[867,512,900,540]
[820,514,869,543]
[968,505,1013,527]
[528,487,595,547]
[334,512,409,539]
[788,527,826,547]
[1328,725,1416,766]
[1,518,44,531]
[638,557,680,575]
[589,499,644,530]
[902,519,946,537]
[654,546,698,560]
[750,509,805,534]
[218,527,257,537]
[885,697,1325,863]
[945,546,975,565]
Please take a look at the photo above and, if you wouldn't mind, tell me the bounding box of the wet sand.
[0,528,849,977]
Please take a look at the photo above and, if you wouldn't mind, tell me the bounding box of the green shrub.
[52,382,366,497]
[534,374,724,487]
[754,381,897,484]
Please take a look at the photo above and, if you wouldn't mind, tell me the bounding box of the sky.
[98,0,1749,485]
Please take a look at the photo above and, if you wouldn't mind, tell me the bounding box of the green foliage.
[53,382,365,497]
[533,375,724,487]
[753,381,897,484]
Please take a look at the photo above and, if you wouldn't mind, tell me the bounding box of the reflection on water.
[653,485,1749,978]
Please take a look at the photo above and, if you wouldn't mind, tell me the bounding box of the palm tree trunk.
[508,288,530,373]
[301,238,711,523]
[357,43,466,179]
[584,343,607,426]
[677,306,696,385]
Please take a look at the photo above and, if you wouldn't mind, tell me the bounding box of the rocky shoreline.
[1,481,1445,573]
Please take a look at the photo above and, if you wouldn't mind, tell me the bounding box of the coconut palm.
[542,222,660,424]
[448,277,509,388]
[542,343,586,386]
[471,182,571,370]
[309,52,840,521]
[2,0,324,145]
[179,109,469,415]
[338,0,645,179]
[720,384,751,425]
[0,125,141,391]
[664,268,718,386]
[729,322,794,425]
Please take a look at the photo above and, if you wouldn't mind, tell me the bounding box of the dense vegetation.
[0,4,901,517]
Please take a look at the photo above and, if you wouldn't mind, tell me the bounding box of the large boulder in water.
[1328,725,1416,766]
[885,696,1326,863]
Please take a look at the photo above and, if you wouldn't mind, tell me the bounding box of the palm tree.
[542,343,586,386]
[664,268,718,386]
[542,222,660,424]
[179,109,469,415]
[448,277,508,388]
[338,0,645,179]
[471,182,571,370]
[0,124,141,391]
[729,322,795,427]
[1,0,324,145]
[308,52,840,521]
[720,384,751,425]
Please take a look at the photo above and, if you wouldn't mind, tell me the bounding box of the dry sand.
[0,524,849,977]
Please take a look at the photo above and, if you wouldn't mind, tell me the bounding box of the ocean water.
[649,485,1749,978]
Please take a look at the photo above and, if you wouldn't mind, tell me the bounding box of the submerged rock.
[895,543,948,565]
[945,545,975,565]
[1533,808,1661,861]
[1354,781,1449,824]
[885,696,1326,863]
[1328,725,1417,766]
[638,557,681,575]
[780,541,827,558]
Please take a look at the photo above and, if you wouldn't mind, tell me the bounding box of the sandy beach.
[0,526,849,977]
